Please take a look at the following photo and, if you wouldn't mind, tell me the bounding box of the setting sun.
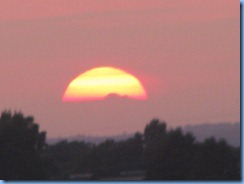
[62,67,147,102]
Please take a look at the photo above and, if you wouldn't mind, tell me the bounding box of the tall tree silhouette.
[143,119,168,179]
[0,111,47,180]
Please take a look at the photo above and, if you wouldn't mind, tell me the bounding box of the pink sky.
[0,1,240,138]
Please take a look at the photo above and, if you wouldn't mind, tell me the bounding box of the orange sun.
[62,67,147,102]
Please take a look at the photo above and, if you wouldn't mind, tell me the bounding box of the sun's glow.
[62,67,147,101]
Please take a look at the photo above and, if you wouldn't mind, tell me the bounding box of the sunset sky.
[0,1,240,138]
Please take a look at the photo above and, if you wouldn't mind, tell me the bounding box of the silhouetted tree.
[89,139,119,178]
[191,137,240,180]
[144,119,167,143]
[143,119,168,180]
[42,140,94,180]
[0,110,47,180]
[143,119,240,180]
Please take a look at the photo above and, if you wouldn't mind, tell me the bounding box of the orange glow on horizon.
[62,67,147,102]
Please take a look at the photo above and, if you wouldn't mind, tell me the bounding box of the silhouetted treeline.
[0,111,241,180]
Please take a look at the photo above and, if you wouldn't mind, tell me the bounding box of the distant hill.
[182,122,240,147]
[47,133,134,145]
[47,122,240,147]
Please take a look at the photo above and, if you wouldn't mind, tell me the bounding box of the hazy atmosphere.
[0,0,240,138]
